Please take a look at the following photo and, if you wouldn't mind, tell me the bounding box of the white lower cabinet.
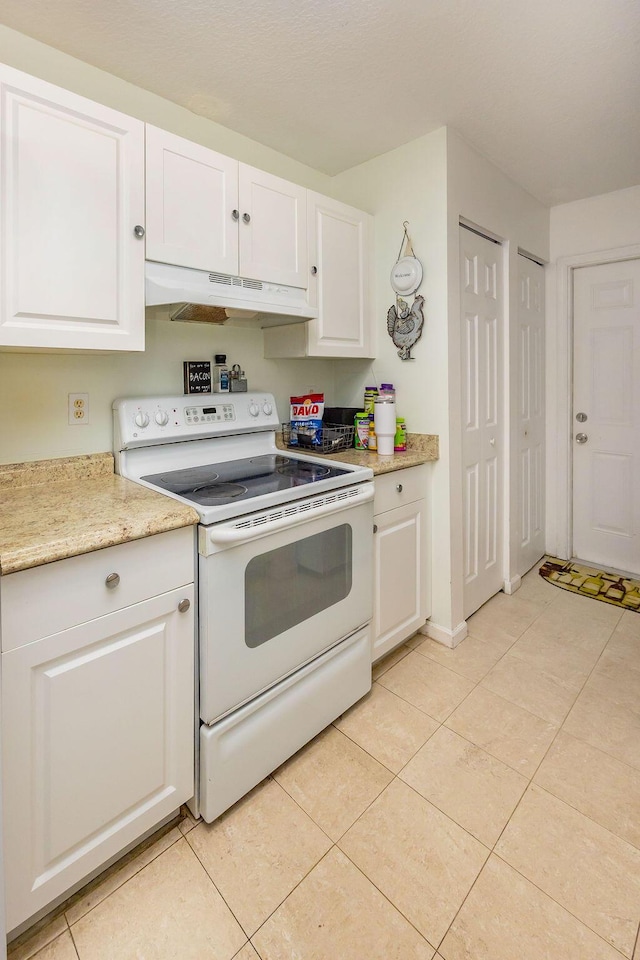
[0,529,195,932]
[372,466,430,662]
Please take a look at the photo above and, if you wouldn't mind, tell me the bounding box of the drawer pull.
[178,599,191,613]
[105,572,120,589]
[396,483,403,493]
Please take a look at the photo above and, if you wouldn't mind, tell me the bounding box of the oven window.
[245,524,352,648]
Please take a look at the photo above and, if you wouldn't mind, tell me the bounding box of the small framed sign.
[183,360,212,394]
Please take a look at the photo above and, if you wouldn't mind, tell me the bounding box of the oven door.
[198,481,374,724]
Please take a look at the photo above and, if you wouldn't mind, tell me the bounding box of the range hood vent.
[145,261,316,327]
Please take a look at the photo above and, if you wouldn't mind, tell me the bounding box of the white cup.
[374,397,396,456]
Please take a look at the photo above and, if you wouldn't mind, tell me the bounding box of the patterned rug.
[539,558,640,612]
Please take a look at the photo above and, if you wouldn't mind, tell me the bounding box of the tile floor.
[9,564,640,960]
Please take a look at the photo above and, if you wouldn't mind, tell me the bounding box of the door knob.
[576,433,588,444]
[576,412,588,423]
[133,225,145,238]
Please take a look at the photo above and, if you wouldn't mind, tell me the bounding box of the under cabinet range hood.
[145,261,316,327]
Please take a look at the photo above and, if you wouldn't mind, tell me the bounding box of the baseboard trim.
[502,575,522,595]
[420,619,468,648]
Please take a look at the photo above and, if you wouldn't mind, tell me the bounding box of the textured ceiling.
[1,0,639,204]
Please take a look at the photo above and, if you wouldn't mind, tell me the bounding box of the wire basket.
[282,422,355,455]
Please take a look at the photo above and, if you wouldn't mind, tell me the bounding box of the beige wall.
[0,25,333,192]
[0,27,340,464]
[331,129,452,632]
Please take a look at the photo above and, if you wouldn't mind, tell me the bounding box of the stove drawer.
[1,527,195,651]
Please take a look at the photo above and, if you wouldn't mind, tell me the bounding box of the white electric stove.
[113,393,374,822]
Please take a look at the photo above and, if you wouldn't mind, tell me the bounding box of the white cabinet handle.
[105,572,120,589]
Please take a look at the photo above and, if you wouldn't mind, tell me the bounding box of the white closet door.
[573,258,640,575]
[516,255,545,575]
[460,226,504,618]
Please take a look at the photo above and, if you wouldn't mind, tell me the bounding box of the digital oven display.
[202,407,217,414]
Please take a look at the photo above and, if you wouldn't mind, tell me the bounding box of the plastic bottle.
[394,417,407,452]
[368,417,377,451]
[379,382,395,401]
[354,412,370,449]
[213,354,229,393]
[364,386,378,416]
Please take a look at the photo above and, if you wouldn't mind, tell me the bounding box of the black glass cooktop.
[142,454,351,506]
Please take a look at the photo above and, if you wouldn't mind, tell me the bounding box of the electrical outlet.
[68,393,89,425]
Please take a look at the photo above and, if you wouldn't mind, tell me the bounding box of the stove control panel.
[113,392,281,450]
[185,404,235,425]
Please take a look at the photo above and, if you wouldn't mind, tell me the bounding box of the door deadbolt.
[575,433,588,444]
[576,412,588,423]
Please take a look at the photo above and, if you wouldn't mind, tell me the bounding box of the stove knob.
[262,401,273,416]
[248,402,260,418]
[155,410,169,426]
[134,411,150,428]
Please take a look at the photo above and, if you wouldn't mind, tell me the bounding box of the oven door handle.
[208,482,374,545]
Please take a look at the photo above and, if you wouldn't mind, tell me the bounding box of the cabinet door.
[238,164,307,287]
[145,125,239,276]
[2,585,194,931]
[372,499,427,662]
[306,192,373,357]
[0,64,145,351]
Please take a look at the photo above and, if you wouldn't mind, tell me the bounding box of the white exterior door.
[305,192,373,357]
[0,64,145,351]
[572,258,640,575]
[238,164,307,287]
[515,255,545,575]
[145,125,239,276]
[460,226,504,618]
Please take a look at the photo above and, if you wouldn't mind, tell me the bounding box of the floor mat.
[539,557,640,612]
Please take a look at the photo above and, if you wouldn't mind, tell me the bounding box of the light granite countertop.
[276,433,439,475]
[0,453,199,575]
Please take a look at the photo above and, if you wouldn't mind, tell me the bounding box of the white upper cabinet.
[263,193,373,358]
[0,64,145,351]
[145,125,239,276]
[145,127,308,287]
[237,163,307,288]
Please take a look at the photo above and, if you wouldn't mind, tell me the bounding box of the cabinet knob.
[396,483,403,493]
[232,209,240,221]
[311,265,318,276]
[105,572,120,589]
[133,225,145,238]
[242,212,251,224]
[178,598,191,613]
[373,523,378,533]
